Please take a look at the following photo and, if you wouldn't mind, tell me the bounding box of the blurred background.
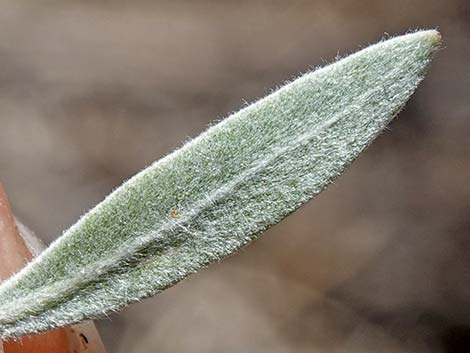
[0,1,469,352]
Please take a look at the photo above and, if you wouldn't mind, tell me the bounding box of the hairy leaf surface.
[0,30,440,339]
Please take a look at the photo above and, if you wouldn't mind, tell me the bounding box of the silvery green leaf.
[0,30,440,339]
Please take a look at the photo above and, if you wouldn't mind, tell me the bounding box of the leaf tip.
[417,29,442,47]
[406,29,442,53]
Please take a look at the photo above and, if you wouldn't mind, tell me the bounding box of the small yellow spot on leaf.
[170,210,178,218]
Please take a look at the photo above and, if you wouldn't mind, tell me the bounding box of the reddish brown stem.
[0,183,106,353]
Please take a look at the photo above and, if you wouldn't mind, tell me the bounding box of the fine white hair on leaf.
[0,30,441,339]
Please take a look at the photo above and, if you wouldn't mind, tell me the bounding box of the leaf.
[0,30,440,339]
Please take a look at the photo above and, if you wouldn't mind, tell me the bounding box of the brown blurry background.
[1,1,469,352]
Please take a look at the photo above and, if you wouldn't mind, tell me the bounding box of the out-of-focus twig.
[0,183,106,353]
